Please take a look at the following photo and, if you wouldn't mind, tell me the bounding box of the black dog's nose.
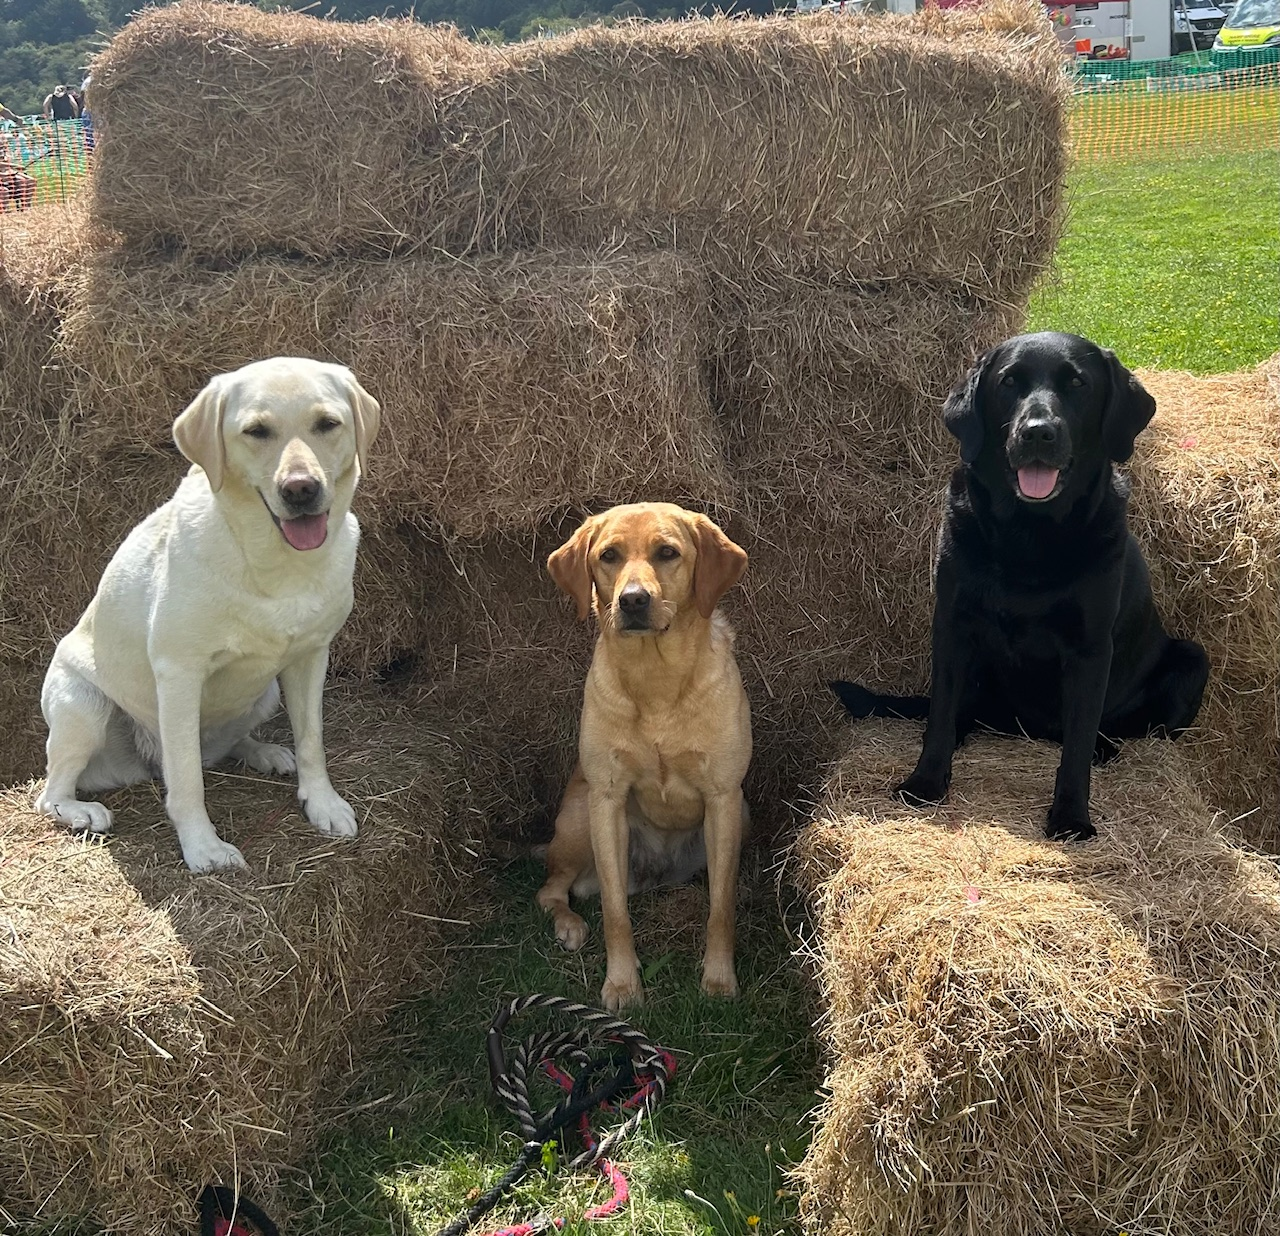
[1018,418,1060,449]
[618,585,651,614]
[280,474,321,509]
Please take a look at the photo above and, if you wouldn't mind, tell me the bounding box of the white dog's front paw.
[181,834,248,873]
[37,792,114,836]
[238,740,297,777]
[300,786,358,838]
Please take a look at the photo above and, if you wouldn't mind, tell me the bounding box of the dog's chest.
[617,725,709,825]
[218,588,347,658]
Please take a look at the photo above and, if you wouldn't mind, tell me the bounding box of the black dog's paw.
[829,680,879,719]
[894,773,948,807]
[1045,805,1098,842]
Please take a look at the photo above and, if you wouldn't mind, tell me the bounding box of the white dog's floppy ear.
[942,348,994,466]
[1101,347,1156,464]
[173,374,229,492]
[690,514,748,620]
[343,369,381,478]
[547,516,599,622]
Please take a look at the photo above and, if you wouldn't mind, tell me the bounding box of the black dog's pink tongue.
[1017,464,1059,500]
[280,512,328,551]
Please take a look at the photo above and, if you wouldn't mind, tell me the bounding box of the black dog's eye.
[314,416,342,433]
[1000,373,1017,387]
[656,545,680,561]
[599,547,620,564]
[243,423,272,440]
[1068,376,1085,388]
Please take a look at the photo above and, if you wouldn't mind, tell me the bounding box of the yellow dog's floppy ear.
[342,367,381,479]
[548,516,599,621]
[690,513,748,619]
[173,374,229,492]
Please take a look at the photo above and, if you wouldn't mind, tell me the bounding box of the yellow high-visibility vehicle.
[1214,0,1280,48]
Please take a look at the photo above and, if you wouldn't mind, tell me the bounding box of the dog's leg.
[35,660,116,835]
[280,648,356,838]
[1046,645,1112,842]
[155,660,247,872]
[226,681,296,775]
[588,785,641,1012]
[536,772,592,951]
[1105,637,1210,741]
[897,573,972,806]
[701,789,746,1000]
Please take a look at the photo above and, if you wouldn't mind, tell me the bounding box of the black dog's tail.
[829,680,930,722]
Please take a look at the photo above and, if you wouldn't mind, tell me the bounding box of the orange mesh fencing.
[1070,54,1280,160]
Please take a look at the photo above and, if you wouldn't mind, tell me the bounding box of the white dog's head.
[173,357,381,552]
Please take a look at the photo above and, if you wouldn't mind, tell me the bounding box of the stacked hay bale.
[0,208,103,780]
[58,0,1070,838]
[0,3,1080,1230]
[794,722,1280,1235]
[1130,359,1280,839]
[0,689,468,1234]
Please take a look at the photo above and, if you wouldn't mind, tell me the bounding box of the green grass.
[289,856,820,1236]
[1027,147,1280,373]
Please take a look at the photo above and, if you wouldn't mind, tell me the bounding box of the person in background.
[0,101,24,127]
[0,145,36,210]
[78,75,94,153]
[43,85,80,121]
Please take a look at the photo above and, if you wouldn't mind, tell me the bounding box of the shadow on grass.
[289,854,823,1236]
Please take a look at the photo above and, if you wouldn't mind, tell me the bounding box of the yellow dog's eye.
[243,423,272,440]
[656,545,680,561]
[600,548,620,564]
[315,417,341,432]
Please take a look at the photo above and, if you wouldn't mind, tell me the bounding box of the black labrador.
[832,331,1208,841]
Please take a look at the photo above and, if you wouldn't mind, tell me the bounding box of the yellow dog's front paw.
[601,973,644,1013]
[701,961,739,1000]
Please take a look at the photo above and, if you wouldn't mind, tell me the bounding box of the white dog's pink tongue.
[280,512,328,551]
[1017,464,1060,500]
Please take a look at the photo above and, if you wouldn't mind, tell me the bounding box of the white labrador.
[36,357,381,872]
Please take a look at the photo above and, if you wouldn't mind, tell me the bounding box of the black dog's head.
[942,332,1155,506]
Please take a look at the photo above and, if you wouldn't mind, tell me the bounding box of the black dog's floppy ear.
[942,350,992,465]
[1101,347,1156,463]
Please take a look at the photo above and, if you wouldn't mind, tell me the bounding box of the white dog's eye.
[315,417,341,433]
[243,423,272,440]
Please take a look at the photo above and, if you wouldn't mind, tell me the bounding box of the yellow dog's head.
[548,503,747,635]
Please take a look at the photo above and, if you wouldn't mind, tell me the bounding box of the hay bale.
[0,685,469,1234]
[1129,357,1280,841]
[89,2,1069,303]
[458,3,1067,301]
[794,720,1280,1236]
[58,247,732,537]
[0,206,114,783]
[346,249,731,535]
[88,2,487,259]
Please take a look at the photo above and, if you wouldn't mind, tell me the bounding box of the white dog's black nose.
[280,474,321,510]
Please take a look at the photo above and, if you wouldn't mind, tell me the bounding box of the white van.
[1173,0,1229,50]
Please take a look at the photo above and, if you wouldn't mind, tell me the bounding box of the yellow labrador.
[536,502,752,1011]
[36,357,380,872]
